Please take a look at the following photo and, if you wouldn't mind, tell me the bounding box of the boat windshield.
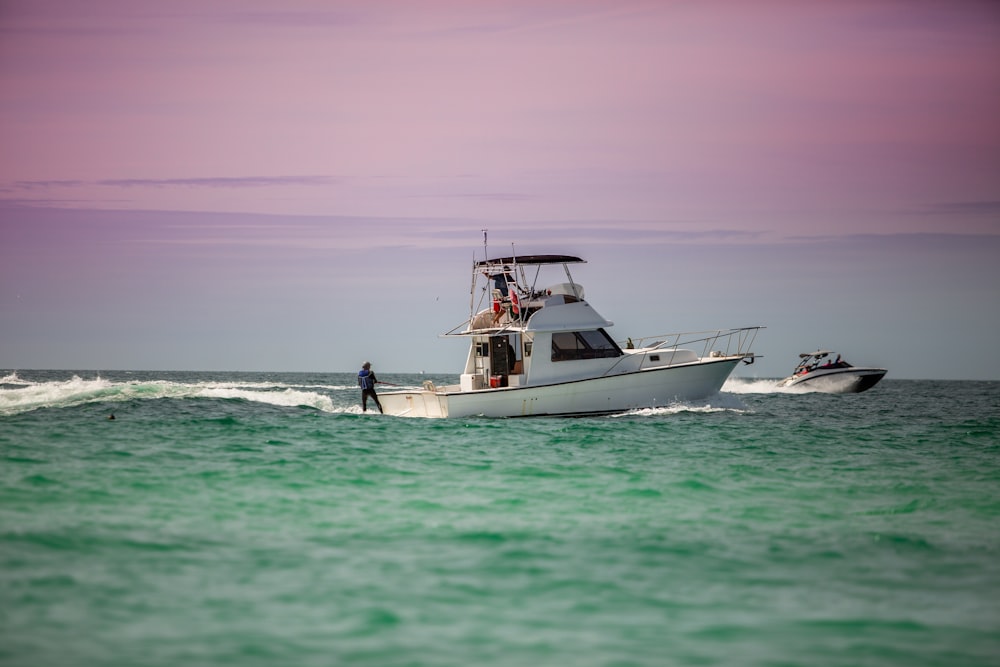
[795,351,851,373]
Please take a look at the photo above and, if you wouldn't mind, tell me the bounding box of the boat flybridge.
[776,350,887,394]
[377,253,762,418]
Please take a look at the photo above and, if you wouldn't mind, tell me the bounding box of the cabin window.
[551,329,622,362]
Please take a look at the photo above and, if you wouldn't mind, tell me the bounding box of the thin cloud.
[13,176,334,190]
[414,3,645,39]
[923,200,1000,216]
[217,9,362,30]
[99,176,334,189]
[13,180,88,190]
[415,192,537,202]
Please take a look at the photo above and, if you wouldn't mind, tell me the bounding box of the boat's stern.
[378,389,449,417]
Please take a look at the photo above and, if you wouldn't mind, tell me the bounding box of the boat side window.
[551,329,623,362]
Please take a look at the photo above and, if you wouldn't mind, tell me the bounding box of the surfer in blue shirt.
[358,362,383,413]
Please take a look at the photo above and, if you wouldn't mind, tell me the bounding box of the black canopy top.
[476,254,584,267]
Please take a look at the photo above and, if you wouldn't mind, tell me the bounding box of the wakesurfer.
[357,362,384,413]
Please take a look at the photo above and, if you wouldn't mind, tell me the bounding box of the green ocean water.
[1,370,998,666]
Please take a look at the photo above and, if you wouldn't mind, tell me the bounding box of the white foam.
[0,375,116,415]
[612,392,751,417]
[195,386,337,412]
[0,376,343,416]
[722,377,792,394]
[1,371,28,385]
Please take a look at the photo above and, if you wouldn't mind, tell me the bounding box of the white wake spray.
[722,377,802,394]
[0,373,345,416]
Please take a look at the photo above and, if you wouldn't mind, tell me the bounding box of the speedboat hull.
[380,357,741,418]
[777,367,886,394]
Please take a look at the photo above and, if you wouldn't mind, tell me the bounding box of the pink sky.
[2,1,999,378]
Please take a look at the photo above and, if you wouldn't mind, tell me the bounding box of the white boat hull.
[777,367,886,394]
[379,357,741,418]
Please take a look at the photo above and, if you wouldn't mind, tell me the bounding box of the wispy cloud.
[922,200,1000,216]
[13,176,334,190]
[99,176,334,189]
[12,180,88,190]
[217,9,362,30]
[409,192,537,202]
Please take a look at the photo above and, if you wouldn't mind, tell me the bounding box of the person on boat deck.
[357,362,383,413]
[484,267,515,297]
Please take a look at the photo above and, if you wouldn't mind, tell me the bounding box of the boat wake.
[2,372,782,419]
[0,372,343,416]
[722,377,799,394]
[613,391,752,417]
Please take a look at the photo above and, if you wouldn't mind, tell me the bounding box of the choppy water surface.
[2,371,998,666]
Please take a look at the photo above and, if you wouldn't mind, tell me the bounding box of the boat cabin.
[452,255,618,390]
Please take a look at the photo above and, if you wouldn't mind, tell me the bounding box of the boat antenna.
[482,228,488,262]
[469,252,477,302]
[510,241,523,275]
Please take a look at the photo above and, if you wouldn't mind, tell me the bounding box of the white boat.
[776,350,886,393]
[378,253,762,417]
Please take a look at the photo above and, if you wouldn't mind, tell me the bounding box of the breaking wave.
[0,372,346,416]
